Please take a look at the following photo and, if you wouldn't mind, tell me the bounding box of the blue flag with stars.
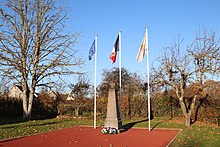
[89,40,96,60]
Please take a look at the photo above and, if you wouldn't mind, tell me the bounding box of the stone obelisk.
[104,82,122,132]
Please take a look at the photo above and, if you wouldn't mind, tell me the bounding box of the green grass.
[0,116,94,140]
[122,117,220,146]
[170,125,220,147]
[0,116,219,146]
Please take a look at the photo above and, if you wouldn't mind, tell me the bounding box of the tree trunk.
[22,93,28,119]
[75,107,79,117]
[128,95,132,119]
[23,99,32,120]
[27,91,35,119]
[22,85,33,120]
[179,97,192,126]
[185,96,197,126]
[185,113,191,126]
[22,89,31,120]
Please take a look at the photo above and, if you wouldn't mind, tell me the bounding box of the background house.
[7,84,23,99]
[66,93,75,101]
[48,91,60,100]
[7,84,39,99]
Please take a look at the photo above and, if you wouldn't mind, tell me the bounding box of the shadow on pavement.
[121,119,148,133]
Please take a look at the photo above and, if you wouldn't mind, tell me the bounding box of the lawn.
[0,116,219,146]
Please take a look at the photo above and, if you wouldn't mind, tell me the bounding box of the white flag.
[136,28,148,62]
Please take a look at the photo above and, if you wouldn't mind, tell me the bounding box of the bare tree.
[152,30,219,126]
[0,0,83,119]
[69,75,90,99]
[68,75,90,117]
[98,67,145,118]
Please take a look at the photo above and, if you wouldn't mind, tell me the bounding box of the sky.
[60,0,220,85]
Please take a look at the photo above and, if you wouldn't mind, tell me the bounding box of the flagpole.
[94,35,98,129]
[119,31,122,119]
[146,27,151,131]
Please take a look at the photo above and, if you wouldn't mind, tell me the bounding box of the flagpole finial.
[145,26,148,34]
[145,26,149,30]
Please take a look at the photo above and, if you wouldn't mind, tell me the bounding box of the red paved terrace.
[0,126,180,147]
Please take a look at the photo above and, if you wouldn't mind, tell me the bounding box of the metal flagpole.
[94,35,98,129]
[146,27,151,131]
[119,31,122,119]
